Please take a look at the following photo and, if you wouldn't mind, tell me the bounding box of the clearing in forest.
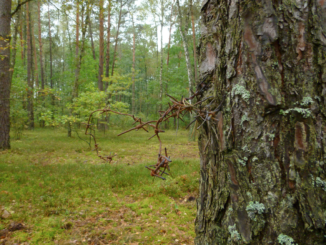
[0,128,199,244]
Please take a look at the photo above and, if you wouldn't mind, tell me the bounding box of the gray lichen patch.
[277,234,297,245]
[228,224,241,242]
[279,108,312,118]
[232,84,250,103]
[314,177,326,191]
[246,201,265,221]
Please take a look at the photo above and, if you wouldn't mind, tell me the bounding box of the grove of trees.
[0,0,201,149]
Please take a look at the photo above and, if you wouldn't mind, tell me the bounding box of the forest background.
[8,0,201,137]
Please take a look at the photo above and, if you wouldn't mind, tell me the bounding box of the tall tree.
[72,0,80,98]
[0,0,12,150]
[37,0,45,89]
[31,10,39,88]
[88,15,96,60]
[47,1,53,89]
[10,6,21,81]
[98,0,104,91]
[26,2,34,129]
[195,1,326,244]
[111,0,125,77]
[105,0,111,91]
[166,0,175,67]
[176,0,193,98]
[158,0,164,110]
[188,0,197,82]
[129,9,136,114]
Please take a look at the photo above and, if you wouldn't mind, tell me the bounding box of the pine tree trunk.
[166,0,175,67]
[38,0,45,90]
[176,0,193,98]
[47,2,53,90]
[189,0,197,82]
[26,2,34,129]
[105,0,111,91]
[19,10,24,62]
[31,12,39,89]
[111,1,123,77]
[89,18,96,60]
[10,8,20,82]
[98,0,104,91]
[0,0,12,150]
[195,1,326,244]
[131,12,136,115]
[72,0,80,99]
[159,0,164,111]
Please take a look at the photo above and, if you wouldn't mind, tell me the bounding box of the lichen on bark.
[195,0,326,244]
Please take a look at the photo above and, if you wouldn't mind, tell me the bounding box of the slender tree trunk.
[159,0,164,111]
[195,1,326,244]
[10,8,20,82]
[69,1,90,136]
[38,0,45,127]
[31,13,39,89]
[47,1,55,119]
[176,0,193,98]
[47,1,53,90]
[89,17,96,60]
[0,0,12,150]
[98,0,104,91]
[111,0,123,77]
[26,2,34,129]
[19,11,24,61]
[166,0,175,67]
[189,0,197,82]
[131,12,136,114]
[105,0,111,91]
[37,0,44,89]
[72,0,80,99]
[166,0,176,129]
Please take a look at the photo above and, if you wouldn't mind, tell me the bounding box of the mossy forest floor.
[0,127,200,244]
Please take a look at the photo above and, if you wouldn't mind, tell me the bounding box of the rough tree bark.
[0,0,12,150]
[195,0,326,244]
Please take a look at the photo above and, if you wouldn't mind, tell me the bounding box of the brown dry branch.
[85,76,224,180]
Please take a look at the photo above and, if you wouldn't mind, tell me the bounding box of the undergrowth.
[0,128,199,244]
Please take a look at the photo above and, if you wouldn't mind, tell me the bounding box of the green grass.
[0,127,199,244]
